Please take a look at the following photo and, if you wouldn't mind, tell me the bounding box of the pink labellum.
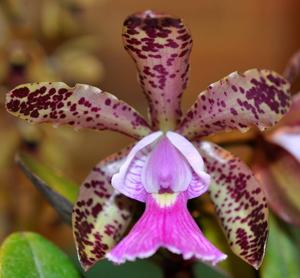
[123,11,192,130]
[108,132,221,263]
[107,192,226,264]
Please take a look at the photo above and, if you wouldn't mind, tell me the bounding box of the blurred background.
[0,0,300,277]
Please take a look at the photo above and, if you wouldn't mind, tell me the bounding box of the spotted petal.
[6,82,151,139]
[283,49,300,83]
[72,146,134,271]
[178,69,291,139]
[123,11,192,130]
[195,141,268,269]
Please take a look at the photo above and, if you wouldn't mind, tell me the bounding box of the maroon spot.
[11,87,29,98]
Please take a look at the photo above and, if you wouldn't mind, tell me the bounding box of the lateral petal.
[178,69,291,139]
[6,82,151,139]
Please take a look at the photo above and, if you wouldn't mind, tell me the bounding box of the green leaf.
[16,153,79,223]
[0,232,81,278]
[194,262,229,278]
[76,258,163,278]
[261,216,300,278]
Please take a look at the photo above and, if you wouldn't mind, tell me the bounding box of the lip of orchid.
[106,191,227,265]
[107,129,226,264]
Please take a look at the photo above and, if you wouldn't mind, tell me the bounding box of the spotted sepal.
[6,82,151,139]
[195,140,268,269]
[123,10,192,130]
[72,146,135,271]
[178,69,291,139]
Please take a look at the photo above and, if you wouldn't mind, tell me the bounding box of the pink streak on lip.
[106,192,227,264]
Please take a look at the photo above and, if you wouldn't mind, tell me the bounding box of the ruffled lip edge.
[106,244,227,265]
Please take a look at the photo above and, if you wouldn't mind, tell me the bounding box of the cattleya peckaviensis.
[5,10,291,271]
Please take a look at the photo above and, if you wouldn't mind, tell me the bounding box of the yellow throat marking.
[152,193,178,207]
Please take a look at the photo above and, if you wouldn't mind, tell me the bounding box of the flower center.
[141,136,192,193]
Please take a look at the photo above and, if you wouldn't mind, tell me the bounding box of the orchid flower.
[254,49,300,227]
[5,11,291,271]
